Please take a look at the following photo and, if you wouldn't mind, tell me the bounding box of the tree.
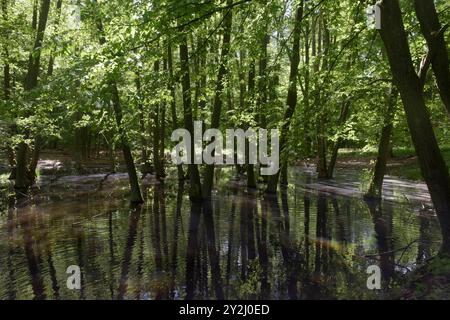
[202,0,234,199]
[414,0,450,119]
[15,0,51,191]
[266,0,304,194]
[378,0,450,255]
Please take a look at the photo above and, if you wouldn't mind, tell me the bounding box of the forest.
[0,0,449,300]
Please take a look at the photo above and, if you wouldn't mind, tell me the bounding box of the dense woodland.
[0,0,450,299]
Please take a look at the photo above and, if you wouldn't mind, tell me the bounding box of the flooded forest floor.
[0,149,449,300]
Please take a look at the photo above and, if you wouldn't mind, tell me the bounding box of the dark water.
[0,167,441,300]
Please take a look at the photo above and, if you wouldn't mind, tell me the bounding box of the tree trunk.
[93,2,143,204]
[365,85,398,199]
[414,0,450,119]
[379,0,450,255]
[15,0,51,190]
[135,73,150,173]
[2,0,10,100]
[245,57,256,189]
[327,100,351,179]
[47,0,63,77]
[179,37,202,202]
[167,43,184,180]
[25,0,51,91]
[266,1,304,194]
[152,59,163,180]
[110,82,143,204]
[202,0,233,199]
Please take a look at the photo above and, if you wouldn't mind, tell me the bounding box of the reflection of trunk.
[170,182,184,298]
[225,188,237,298]
[108,211,116,299]
[76,227,86,299]
[379,0,450,254]
[417,217,432,264]
[266,1,304,194]
[19,208,46,300]
[185,201,201,299]
[332,197,346,244]
[366,85,398,198]
[36,211,60,299]
[160,186,169,268]
[152,187,163,274]
[267,195,298,299]
[239,197,248,280]
[199,227,208,298]
[179,37,202,202]
[135,217,144,299]
[117,207,141,299]
[414,0,450,119]
[203,1,233,198]
[304,175,311,269]
[315,193,327,275]
[247,194,256,262]
[257,198,270,299]
[366,199,395,286]
[6,210,16,299]
[203,201,224,300]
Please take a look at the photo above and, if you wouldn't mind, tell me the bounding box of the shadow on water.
[0,167,443,299]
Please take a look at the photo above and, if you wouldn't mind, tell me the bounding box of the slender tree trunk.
[266,1,304,194]
[25,0,50,91]
[31,0,38,31]
[152,59,162,180]
[167,43,184,180]
[365,85,398,199]
[135,72,150,173]
[2,0,13,172]
[2,0,10,101]
[179,36,202,202]
[414,0,450,119]
[15,0,51,190]
[379,0,450,255]
[47,0,63,77]
[202,0,233,199]
[159,58,168,179]
[94,3,143,204]
[245,58,257,188]
[327,100,351,178]
[110,83,143,204]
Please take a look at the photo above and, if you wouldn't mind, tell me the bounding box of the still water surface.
[0,168,441,299]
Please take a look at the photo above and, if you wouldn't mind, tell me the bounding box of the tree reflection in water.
[0,170,442,300]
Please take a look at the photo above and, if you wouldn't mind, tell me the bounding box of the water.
[0,167,441,300]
